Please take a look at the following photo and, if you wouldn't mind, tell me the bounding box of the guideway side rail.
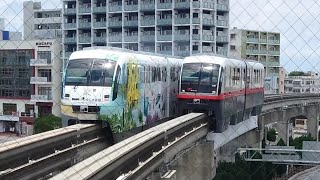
[0,124,107,180]
[50,113,208,180]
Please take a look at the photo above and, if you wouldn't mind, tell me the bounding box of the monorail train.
[177,55,265,133]
[61,47,182,133]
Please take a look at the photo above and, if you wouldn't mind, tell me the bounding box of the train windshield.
[181,63,220,93]
[65,59,116,86]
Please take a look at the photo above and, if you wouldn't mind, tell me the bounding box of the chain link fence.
[0,0,320,179]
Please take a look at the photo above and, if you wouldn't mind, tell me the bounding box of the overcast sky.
[1,0,320,72]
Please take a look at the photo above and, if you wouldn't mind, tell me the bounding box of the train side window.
[218,67,224,94]
[162,67,167,82]
[170,67,175,81]
[158,67,161,82]
[152,67,155,82]
[112,65,121,101]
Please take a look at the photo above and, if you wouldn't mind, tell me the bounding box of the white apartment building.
[230,27,281,94]
[0,39,62,133]
[284,71,320,93]
[62,0,230,68]
[23,1,62,40]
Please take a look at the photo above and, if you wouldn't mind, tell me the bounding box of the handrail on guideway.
[50,113,208,180]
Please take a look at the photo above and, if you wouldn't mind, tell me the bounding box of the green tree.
[288,71,305,76]
[289,133,316,149]
[267,128,277,142]
[33,114,62,134]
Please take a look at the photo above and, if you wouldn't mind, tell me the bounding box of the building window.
[230,34,235,39]
[3,103,17,115]
[38,87,52,99]
[38,69,52,82]
[37,51,52,63]
[230,45,236,50]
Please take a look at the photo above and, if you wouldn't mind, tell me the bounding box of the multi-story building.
[0,40,62,134]
[23,1,62,40]
[284,71,320,94]
[229,27,281,94]
[62,0,230,67]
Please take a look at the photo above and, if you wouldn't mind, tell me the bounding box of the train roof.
[69,47,183,65]
[183,54,264,69]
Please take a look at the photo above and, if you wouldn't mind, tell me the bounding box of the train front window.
[65,59,90,86]
[65,59,116,86]
[90,60,116,86]
[181,63,220,94]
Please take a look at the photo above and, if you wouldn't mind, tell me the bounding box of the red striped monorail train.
[177,55,264,133]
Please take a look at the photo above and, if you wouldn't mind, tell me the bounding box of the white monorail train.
[61,47,182,132]
[177,54,265,132]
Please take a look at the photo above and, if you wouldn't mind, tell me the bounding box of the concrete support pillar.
[307,106,319,140]
[168,142,216,180]
[277,110,289,145]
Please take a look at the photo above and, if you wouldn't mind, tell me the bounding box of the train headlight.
[182,90,185,93]
[211,91,216,94]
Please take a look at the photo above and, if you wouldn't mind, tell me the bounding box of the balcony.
[109,20,122,27]
[157,18,172,25]
[93,6,107,13]
[260,49,268,54]
[192,34,200,40]
[141,3,155,11]
[30,59,51,66]
[216,36,228,42]
[192,1,200,8]
[158,50,172,55]
[202,46,214,53]
[123,20,138,27]
[246,49,259,54]
[217,4,228,11]
[157,2,172,9]
[260,38,267,43]
[175,50,190,57]
[269,50,280,55]
[141,35,155,42]
[142,46,155,53]
[31,95,52,102]
[79,22,91,28]
[109,35,122,42]
[79,37,91,43]
[93,36,106,43]
[34,17,62,24]
[174,33,190,41]
[0,113,19,122]
[124,35,138,42]
[203,2,214,8]
[109,5,122,12]
[64,23,76,29]
[175,1,190,9]
[79,6,91,13]
[30,77,50,84]
[93,21,107,28]
[268,39,280,44]
[175,18,190,25]
[124,4,138,11]
[141,19,155,26]
[247,37,259,43]
[157,34,172,41]
[64,37,77,43]
[202,18,214,26]
[64,8,76,14]
[203,35,214,41]
[192,18,200,24]
[267,61,280,67]
[216,20,228,27]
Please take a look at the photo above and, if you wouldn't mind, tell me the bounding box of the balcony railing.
[30,59,51,66]
[175,1,190,9]
[268,39,280,44]
[64,37,77,43]
[124,4,138,11]
[93,21,107,28]
[157,18,172,25]
[79,6,91,13]
[109,35,122,42]
[31,95,52,102]
[123,20,139,27]
[64,23,76,29]
[216,36,228,42]
[93,36,106,43]
[246,49,260,54]
[30,77,50,84]
[269,50,280,55]
[79,22,91,28]
[64,8,76,14]
[216,4,228,11]
[109,5,122,12]
[216,20,228,27]
[141,3,155,10]
[93,6,107,13]
[247,37,259,43]
[124,35,138,42]
[157,2,172,9]
[175,18,190,25]
[79,37,91,43]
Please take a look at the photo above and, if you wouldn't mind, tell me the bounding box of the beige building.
[284,71,320,94]
[229,27,281,94]
[0,39,62,134]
